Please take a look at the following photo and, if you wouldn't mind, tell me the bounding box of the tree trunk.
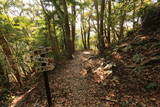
[40,0,60,54]
[80,9,87,49]
[62,25,66,51]
[46,17,57,50]
[53,22,60,53]
[62,0,73,59]
[119,9,126,40]
[83,26,87,49]
[87,17,91,49]
[104,26,110,46]
[81,26,87,49]
[99,0,106,47]
[95,0,105,54]
[71,5,76,52]
[107,0,111,46]
[111,25,118,42]
[132,0,136,30]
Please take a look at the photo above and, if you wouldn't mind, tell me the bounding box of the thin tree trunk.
[40,0,59,54]
[80,8,87,49]
[132,0,136,30]
[87,17,91,49]
[111,25,118,42]
[94,0,100,49]
[53,23,60,53]
[81,26,87,49]
[71,5,76,52]
[107,0,111,46]
[119,9,126,40]
[62,25,66,51]
[99,0,106,47]
[83,26,87,49]
[46,18,56,50]
[91,19,97,32]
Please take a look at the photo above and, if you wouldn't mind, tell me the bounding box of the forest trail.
[2,1,160,107]
[50,50,104,107]
[11,50,106,107]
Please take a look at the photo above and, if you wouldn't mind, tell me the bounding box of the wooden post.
[32,48,55,107]
[43,71,52,107]
[41,54,52,107]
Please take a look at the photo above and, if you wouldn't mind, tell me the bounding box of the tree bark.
[132,0,136,30]
[119,9,126,40]
[100,0,106,47]
[107,0,111,46]
[46,17,56,50]
[95,0,105,54]
[80,9,87,49]
[83,26,87,49]
[71,5,76,52]
[87,17,91,49]
[62,0,73,58]
[81,26,87,49]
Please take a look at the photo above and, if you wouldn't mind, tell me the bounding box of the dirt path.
[51,51,104,107]
[11,51,105,107]
[10,47,160,106]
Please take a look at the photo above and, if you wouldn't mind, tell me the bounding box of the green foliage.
[146,82,158,90]
[140,2,160,31]
[122,45,132,52]
[76,39,83,50]
[126,29,135,36]
[0,14,14,34]
[68,0,80,6]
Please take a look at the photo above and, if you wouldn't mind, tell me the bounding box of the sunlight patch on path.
[83,51,91,55]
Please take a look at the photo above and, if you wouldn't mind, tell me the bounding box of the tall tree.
[119,3,126,40]
[87,16,91,49]
[71,4,76,52]
[107,0,111,46]
[94,0,105,54]
[80,8,87,49]
[40,0,59,54]
[132,0,136,30]
[62,0,73,58]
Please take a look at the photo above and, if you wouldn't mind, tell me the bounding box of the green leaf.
[146,82,157,89]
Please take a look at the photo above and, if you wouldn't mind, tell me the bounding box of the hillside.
[83,4,160,106]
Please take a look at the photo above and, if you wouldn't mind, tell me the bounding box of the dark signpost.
[43,71,52,107]
[31,47,55,107]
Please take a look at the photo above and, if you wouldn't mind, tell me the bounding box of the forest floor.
[10,34,160,107]
[11,50,108,107]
